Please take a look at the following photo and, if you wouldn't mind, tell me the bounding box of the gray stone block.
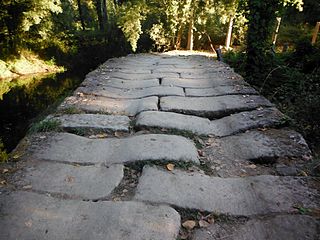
[135,166,319,216]
[160,95,273,118]
[185,85,257,97]
[28,133,199,165]
[76,86,185,99]
[59,95,158,116]
[0,191,180,240]
[192,215,320,240]
[48,114,130,132]
[14,161,123,199]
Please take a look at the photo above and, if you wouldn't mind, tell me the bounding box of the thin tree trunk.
[187,18,194,50]
[311,22,320,45]
[95,0,104,31]
[272,17,282,46]
[225,15,234,50]
[102,0,108,29]
[76,0,85,31]
[175,24,184,50]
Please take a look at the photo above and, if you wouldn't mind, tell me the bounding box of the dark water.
[0,71,85,152]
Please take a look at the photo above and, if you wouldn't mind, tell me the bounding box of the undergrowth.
[224,40,320,152]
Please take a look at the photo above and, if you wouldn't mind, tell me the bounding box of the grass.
[28,119,61,133]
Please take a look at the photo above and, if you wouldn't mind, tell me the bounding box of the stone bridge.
[1,51,319,239]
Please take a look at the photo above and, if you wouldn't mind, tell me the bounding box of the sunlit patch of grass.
[28,119,61,133]
[0,139,9,163]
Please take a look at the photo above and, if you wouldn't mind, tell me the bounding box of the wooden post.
[187,18,194,50]
[225,16,234,50]
[272,17,282,46]
[311,22,320,45]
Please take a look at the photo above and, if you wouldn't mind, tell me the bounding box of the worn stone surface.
[107,71,179,80]
[185,85,257,97]
[204,129,311,163]
[13,160,123,199]
[162,78,245,88]
[136,111,212,134]
[0,191,181,240]
[192,215,320,240]
[47,114,130,132]
[82,78,160,89]
[28,132,199,164]
[76,85,185,99]
[135,166,319,216]
[59,95,158,116]
[135,108,285,136]
[160,95,273,118]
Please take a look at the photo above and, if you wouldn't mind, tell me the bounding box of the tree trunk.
[272,17,282,46]
[311,22,320,45]
[76,0,85,31]
[95,0,104,31]
[175,24,184,50]
[102,0,108,29]
[225,15,234,50]
[187,18,194,50]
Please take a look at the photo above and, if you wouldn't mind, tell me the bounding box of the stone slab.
[59,95,158,116]
[88,78,160,89]
[162,78,241,88]
[209,107,285,136]
[76,86,184,99]
[13,161,123,199]
[204,129,311,163]
[185,85,257,97]
[0,191,180,240]
[47,114,130,132]
[135,166,319,216]
[28,133,199,165]
[108,72,179,80]
[192,215,320,240]
[160,95,273,118]
[136,111,212,134]
[135,108,285,137]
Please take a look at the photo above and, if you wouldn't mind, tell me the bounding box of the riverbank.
[0,51,64,80]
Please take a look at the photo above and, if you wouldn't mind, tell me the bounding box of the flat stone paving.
[1,52,319,240]
[13,160,124,199]
[160,95,273,118]
[135,166,319,216]
[192,215,320,240]
[27,132,199,165]
[0,191,180,240]
[47,113,130,132]
[136,108,285,136]
[59,95,158,116]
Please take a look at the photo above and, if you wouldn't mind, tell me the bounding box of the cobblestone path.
[1,52,319,239]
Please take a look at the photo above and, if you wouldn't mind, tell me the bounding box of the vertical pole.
[272,17,282,46]
[311,22,320,45]
[225,16,234,50]
[187,18,194,50]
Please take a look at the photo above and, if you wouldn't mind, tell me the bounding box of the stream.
[0,71,86,152]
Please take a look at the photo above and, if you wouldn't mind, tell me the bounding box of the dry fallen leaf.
[65,175,75,183]
[247,164,257,169]
[22,185,32,190]
[0,180,7,185]
[25,220,33,228]
[199,219,210,228]
[166,163,175,171]
[2,168,9,173]
[182,220,196,230]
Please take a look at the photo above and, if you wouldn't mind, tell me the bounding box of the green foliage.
[117,1,148,51]
[28,119,61,133]
[225,42,320,149]
[0,139,9,162]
